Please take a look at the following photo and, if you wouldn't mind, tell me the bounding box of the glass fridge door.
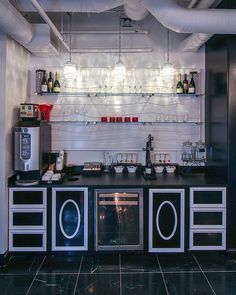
[95,189,143,251]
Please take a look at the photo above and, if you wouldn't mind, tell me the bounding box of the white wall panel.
[30,13,205,165]
[0,34,31,254]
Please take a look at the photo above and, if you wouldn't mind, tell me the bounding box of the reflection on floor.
[0,253,236,294]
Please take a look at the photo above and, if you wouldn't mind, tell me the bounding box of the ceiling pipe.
[30,0,69,51]
[143,0,236,34]
[124,0,148,20]
[182,0,223,52]
[12,0,126,13]
[182,33,213,52]
[0,0,34,44]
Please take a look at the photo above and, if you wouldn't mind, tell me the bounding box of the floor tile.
[122,273,168,295]
[206,271,236,295]
[74,273,120,295]
[165,272,215,295]
[0,255,44,274]
[81,254,120,273]
[121,254,160,273]
[158,254,200,273]
[0,274,34,295]
[194,253,236,271]
[27,273,77,295]
[39,255,82,274]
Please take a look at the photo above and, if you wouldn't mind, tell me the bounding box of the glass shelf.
[49,121,203,125]
[36,92,204,98]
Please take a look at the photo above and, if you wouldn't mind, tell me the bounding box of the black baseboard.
[0,251,10,267]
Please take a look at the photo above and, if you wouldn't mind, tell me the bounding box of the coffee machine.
[14,120,51,185]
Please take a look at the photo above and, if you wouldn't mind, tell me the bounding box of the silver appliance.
[14,121,51,181]
[95,188,143,251]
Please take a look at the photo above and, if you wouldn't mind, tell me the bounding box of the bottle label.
[188,87,195,94]
[48,82,53,89]
[41,85,47,92]
[145,167,152,174]
[176,88,183,94]
[53,87,60,93]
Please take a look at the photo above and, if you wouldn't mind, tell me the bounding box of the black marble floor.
[0,253,236,294]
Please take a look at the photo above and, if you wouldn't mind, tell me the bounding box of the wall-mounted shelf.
[36,92,204,98]
[49,121,203,125]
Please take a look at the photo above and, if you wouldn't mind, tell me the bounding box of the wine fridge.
[95,188,143,251]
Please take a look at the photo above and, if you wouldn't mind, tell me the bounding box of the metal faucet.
[143,134,154,169]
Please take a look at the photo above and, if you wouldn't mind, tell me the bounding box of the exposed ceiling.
[0,0,233,56]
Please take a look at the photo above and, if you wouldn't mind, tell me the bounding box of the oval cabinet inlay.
[156,201,177,241]
[59,199,81,239]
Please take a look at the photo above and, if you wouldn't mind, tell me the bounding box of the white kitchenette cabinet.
[51,187,88,251]
[148,188,185,253]
[9,187,47,251]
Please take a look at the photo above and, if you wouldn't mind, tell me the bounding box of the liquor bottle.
[176,73,184,94]
[53,72,61,93]
[41,71,48,93]
[188,72,196,94]
[183,73,189,94]
[47,72,53,93]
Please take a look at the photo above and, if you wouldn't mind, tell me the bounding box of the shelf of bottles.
[34,68,203,124]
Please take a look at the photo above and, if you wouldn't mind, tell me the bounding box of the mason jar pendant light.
[112,15,126,82]
[63,12,77,82]
[162,29,175,77]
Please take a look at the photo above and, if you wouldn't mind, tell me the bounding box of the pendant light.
[63,13,77,82]
[112,15,126,82]
[162,29,174,77]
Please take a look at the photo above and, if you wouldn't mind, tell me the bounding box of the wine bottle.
[188,72,196,94]
[176,74,184,94]
[47,72,53,93]
[183,73,189,94]
[53,72,61,93]
[41,72,48,94]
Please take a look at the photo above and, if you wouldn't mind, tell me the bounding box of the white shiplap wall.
[30,14,205,165]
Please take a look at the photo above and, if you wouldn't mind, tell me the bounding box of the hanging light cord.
[167,29,170,64]
[69,12,72,62]
[119,15,121,61]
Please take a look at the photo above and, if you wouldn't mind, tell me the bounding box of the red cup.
[132,117,139,122]
[109,117,116,123]
[38,104,53,121]
[116,117,123,123]
[101,116,107,122]
[124,117,131,122]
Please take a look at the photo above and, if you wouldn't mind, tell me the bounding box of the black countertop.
[9,172,226,188]
[9,173,227,188]
[61,173,226,187]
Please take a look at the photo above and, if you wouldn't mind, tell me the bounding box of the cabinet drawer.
[189,230,226,250]
[9,209,46,230]
[9,188,46,208]
[9,230,46,252]
[190,187,226,207]
[190,208,226,228]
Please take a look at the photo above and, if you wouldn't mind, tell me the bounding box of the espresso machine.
[14,116,51,185]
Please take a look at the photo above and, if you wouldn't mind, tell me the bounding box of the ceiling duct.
[143,0,236,34]
[182,0,223,52]
[0,0,61,56]
[124,0,148,20]
[23,24,59,56]
[0,0,34,44]
[10,0,125,13]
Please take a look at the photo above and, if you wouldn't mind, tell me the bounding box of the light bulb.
[112,59,126,82]
[162,62,175,77]
[63,61,77,82]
